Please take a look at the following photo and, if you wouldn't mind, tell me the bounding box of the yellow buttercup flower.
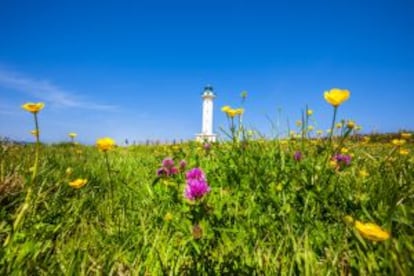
[222,105,244,118]
[21,102,45,113]
[344,215,354,225]
[164,212,173,222]
[69,178,88,189]
[30,130,39,136]
[96,137,116,152]
[329,160,338,169]
[324,88,350,107]
[221,105,231,113]
[354,220,390,241]
[307,109,313,116]
[316,130,323,136]
[307,125,314,131]
[362,136,370,143]
[68,132,77,138]
[359,169,369,178]
[392,139,406,146]
[401,132,412,139]
[336,123,343,129]
[295,120,302,127]
[346,120,356,129]
[65,167,73,176]
[340,147,349,154]
[234,108,244,115]
[226,109,237,118]
[399,148,409,156]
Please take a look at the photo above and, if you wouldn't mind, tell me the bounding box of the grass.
[1,95,413,274]
[0,133,413,275]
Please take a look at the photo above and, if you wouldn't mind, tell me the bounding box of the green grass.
[0,133,413,275]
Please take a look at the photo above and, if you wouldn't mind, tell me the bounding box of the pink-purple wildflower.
[333,153,352,169]
[293,151,302,161]
[162,157,174,168]
[184,168,210,200]
[203,143,212,151]
[157,157,180,177]
[179,160,187,171]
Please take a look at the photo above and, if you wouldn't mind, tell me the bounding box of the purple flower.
[184,168,210,200]
[293,151,302,161]
[157,167,169,177]
[185,179,211,200]
[179,160,187,170]
[162,157,174,168]
[169,167,179,175]
[185,167,206,181]
[203,143,212,151]
[333,154,352,166]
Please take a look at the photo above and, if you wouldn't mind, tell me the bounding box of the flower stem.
[31,113,40,182]
[104,152,114,211]
[328,106,338,146]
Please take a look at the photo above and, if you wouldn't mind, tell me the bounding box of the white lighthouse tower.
[196,85,217,142]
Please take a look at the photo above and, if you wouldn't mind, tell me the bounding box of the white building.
[196,85,217,142]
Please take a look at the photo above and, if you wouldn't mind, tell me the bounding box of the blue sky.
[1,0,413,144]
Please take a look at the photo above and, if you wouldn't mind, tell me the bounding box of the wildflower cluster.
[184,168,210,200]
[331,153,352,170]
[221,106,244,118]
[157,157,186,177]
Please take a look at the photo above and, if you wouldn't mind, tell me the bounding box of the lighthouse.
[196,85,217,142]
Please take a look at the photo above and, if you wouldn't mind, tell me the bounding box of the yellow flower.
[21,102,45,113]
[354,220,390,241]
[221,105,231,113]
[307,125,314,131]
[316,130,323,136]
[329,160,338,169]
[307,109,313,116]
[346,120,356,129]
[392,139,406,146]
[359,169,369,178]
[96,137,116,152]
[324,88,350,107]
[401,132,412,139]
[164,212,173,222]
[30,130,39,136]
[226,108,238,118]
[340,147,349,154]
[69,178,88,189]
[295,120,302,127]
[65,167,73,176]
[399,148,409,156]
[336,123,343,129]
[344,215,354,225]
[68,132,77,138]
[234,108,244,115]
[362,136,370,143]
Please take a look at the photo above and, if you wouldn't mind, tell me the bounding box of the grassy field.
[1,96,413,274]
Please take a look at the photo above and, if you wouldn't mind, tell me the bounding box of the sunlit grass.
[0,90,413,274]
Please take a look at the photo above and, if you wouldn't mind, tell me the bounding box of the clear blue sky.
[1,0,413,144]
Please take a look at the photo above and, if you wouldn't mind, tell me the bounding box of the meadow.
[0,90,413,275]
